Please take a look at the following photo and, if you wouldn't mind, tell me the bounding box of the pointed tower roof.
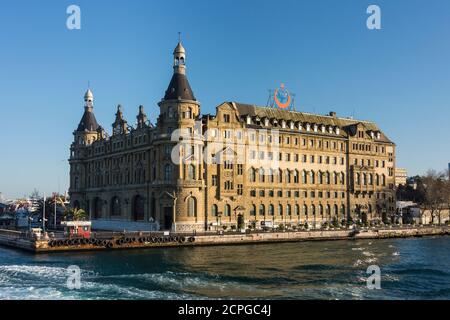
[77,89,99,132]
[163,40,196,101]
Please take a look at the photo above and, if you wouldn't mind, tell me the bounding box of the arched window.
[368,173,373,185]
[278,169,283,183]
[326,172,331,185]
[185,107,192,119]
[310,171,315,184]
[259,204,265,216]
[269,204,274,216]
[285,170,291,183]
[381,174,386,186]
[164,164,173,181]
[259,168,265,183]
[111,197,121,216]
[268,169,274,183]
[318,171,323,184]
[326,204,331,216]
[334,204,338,216]
[356,173,361,185]
[188,197,197,217]
[319,204,324,215]
[363,173,367,185]
[376,174,380,186]
[294,170,299,183]
[278,204,283,216]
[249,168,256,182]
[333,172,338,185]
[302,170,307,184]
[286,204,291,216]
[188,164,196,180]
[368,204,372,213]
[133,195,145,221]
[340,204,346,216]
[211,204,218,217]
[250,204,256,216]
[341,172,345,185]
[311,204,316,216]
[225,204,231,217]
[303,204,308,216]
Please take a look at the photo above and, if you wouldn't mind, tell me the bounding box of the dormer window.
[313,124,318,132]
[264,118,269,127]
[376,132,381,139]
[246,115,251,125]
[298,122,302,131]
[321,125,325,133]
[370,131,375,139]
[336,127,340,135]
[306,123,311,131]
[328,126,333,134]
[281,120,286,128]
[289,121,294,130]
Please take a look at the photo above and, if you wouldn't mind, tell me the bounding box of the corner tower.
[69,89,102,210]
[156,40,205,232]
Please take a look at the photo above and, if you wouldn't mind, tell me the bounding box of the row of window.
[211,203,348,217]
[249,151,346,165]
[354,173,386,186]
[249,189,346,199]
[248,169,346,185]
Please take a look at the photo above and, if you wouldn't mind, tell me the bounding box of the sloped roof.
[163,73,196,101]
[232,103,393,143]
[77,109,100,132]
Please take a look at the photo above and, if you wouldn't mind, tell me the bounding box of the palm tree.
[64,208,88,221]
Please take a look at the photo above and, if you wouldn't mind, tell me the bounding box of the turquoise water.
[0,236,449,300]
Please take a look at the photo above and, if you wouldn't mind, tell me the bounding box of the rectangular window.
[223,114,230,123]
[237,184,243,195]
[212,175,218,186]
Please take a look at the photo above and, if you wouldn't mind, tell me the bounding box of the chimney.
[329,111,337,117]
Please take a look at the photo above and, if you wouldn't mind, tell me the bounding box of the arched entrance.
[93,198,103,219]
[133,195,145,221]
[237,214,245,230]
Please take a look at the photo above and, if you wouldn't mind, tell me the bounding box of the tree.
[63,207,87,221]
[423,170,449,224]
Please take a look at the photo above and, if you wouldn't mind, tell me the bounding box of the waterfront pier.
[0,226,448,254]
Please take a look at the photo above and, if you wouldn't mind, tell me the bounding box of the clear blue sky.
[1,0,449,199]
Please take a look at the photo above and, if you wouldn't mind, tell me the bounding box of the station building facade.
[69,42,397,231]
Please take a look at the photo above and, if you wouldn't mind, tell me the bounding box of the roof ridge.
[232,102,376,124]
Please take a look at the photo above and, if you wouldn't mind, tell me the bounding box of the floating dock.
[0,226,448,254]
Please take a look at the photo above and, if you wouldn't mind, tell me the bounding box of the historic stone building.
[69,41,396,232]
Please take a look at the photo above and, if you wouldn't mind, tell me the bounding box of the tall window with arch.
[188,197,197,217]
[188,164,196,180]
[164,164,173,181]
[225,204,231,217]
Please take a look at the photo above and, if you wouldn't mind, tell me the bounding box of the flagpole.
[54,194,57,229]
[43,194,46,233]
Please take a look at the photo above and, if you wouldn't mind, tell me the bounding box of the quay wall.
[0,226,448,253]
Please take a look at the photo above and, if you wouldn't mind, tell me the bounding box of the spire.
[163,37,196,101]
[173,33,186,75]
[112,104,128,135]
[77,88,99,132]
[136,105,148,128]
[84,89,94,110]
